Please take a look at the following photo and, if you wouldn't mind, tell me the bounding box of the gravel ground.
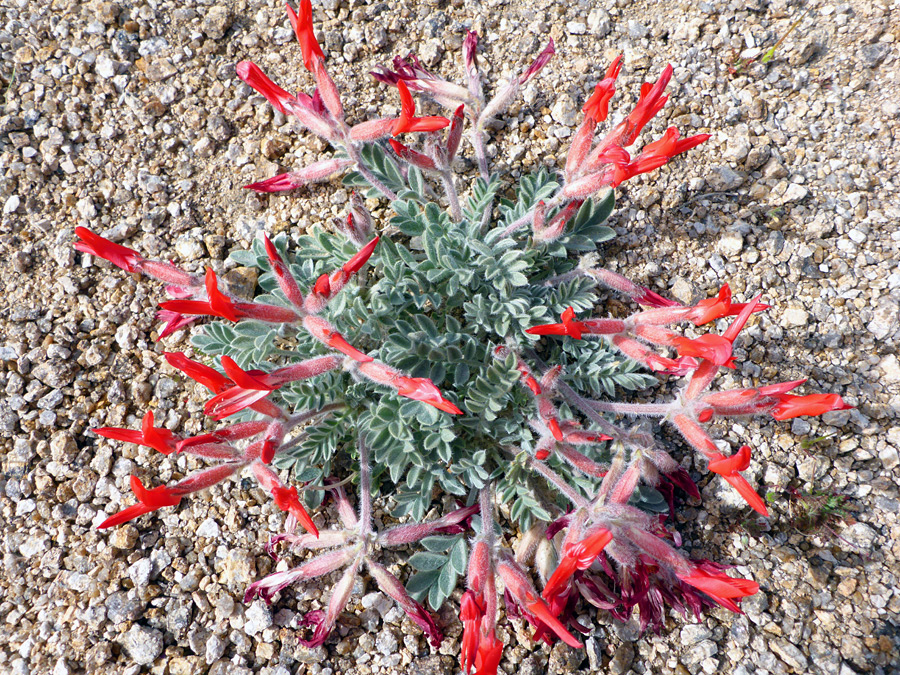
[1,0,899,674]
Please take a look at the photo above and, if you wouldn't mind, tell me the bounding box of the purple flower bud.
[297,558,361,647]
[463,31,482,100]
[378,504,477,546]
[368,561,443,647]
[446,105,466,162]
[519,39,555,84]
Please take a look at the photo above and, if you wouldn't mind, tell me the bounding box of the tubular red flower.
[499,557,583,649]
[221,355,278,392]
[391,80,450,135]
[395,376,463,414]
[770,393,853,420]
[369,561,443,647]
[263,235,305,309]
[473,631,503,675]
[302,316,372,362]
[638,127,710,163]
[708,445,768,516]
[672,284,771,327]
[156,309,197,339]
[202,357,283,420]
[678,567,759,612]
[582,54,622,122]
[303,236,379,313]
[378,504,478,547]
[98,475,182,529]
[93,411,179,456]
[298,559,361,647]
[236,60,295,116]
[389,139,437,171]
[620,64,673,146]
[543,528,612,602]
[447,104,466,160]
[286,0,324,71]
[272,485,319,537]
[460,590,485,674]
[176,421,270,453]
[526,307,585,339]
[244,173,299,193]
[74,227,142,272]
[161,268,299,324]
[160,268,239,321]
[672,334,736,368]
[164,352,232,393]
[519,39,555,84]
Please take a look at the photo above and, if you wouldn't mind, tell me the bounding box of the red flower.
[160,268,299,324]
[243,173,299,193]
[620,64,673,147]
[672,334,736,368]
[472,630,503,675]
[303,236,380,314]
[707,445,768,516]
[164,351,232,393]
[369,561,443,648]
[99,475,182,529]
[391,80,450,135]
[93,411,178,455]
[518,39,555,84]
[160,268,240,321]
[770,392,852,420]
[263,235,305,309]
[176,420,270,453]
[460,590,502,674]
[272,485,320,538]
[389,139,437,171]
[460,590,486,674]
[582,54,623,122]
[236,61,295,116]
[637,126,710,164]
[204,356,279,420]
[526,306,586,339]
[74,226,142,273]
[498,557,583,649]
[677,566,759,613]
[395,376,463,414]
[156,309,198,339]
[685,284,770,326]
[543,528,613,602]
[286,0,325,71]
[302,316,373,363]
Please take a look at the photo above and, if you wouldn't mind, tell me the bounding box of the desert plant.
[77,2,851,669]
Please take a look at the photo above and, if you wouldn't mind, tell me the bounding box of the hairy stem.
[524,453,589,509]
[586,400,670,416]
[479,484,495,548]
[499,193,564,238]
[358,435,372,535]
[440,170,462,222]
[345,142,398,201]
[470,127,490,181]
[524,348,625,439]
[286,402,346,429]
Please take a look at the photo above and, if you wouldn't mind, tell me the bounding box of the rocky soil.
[1,0,898,674]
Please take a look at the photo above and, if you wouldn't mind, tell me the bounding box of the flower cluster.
[77,3,852,673]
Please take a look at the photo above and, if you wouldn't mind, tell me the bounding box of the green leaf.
[406,569,440,601]
[420,536,457,553]
[449,538,467,575]
[408,552,449,572]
